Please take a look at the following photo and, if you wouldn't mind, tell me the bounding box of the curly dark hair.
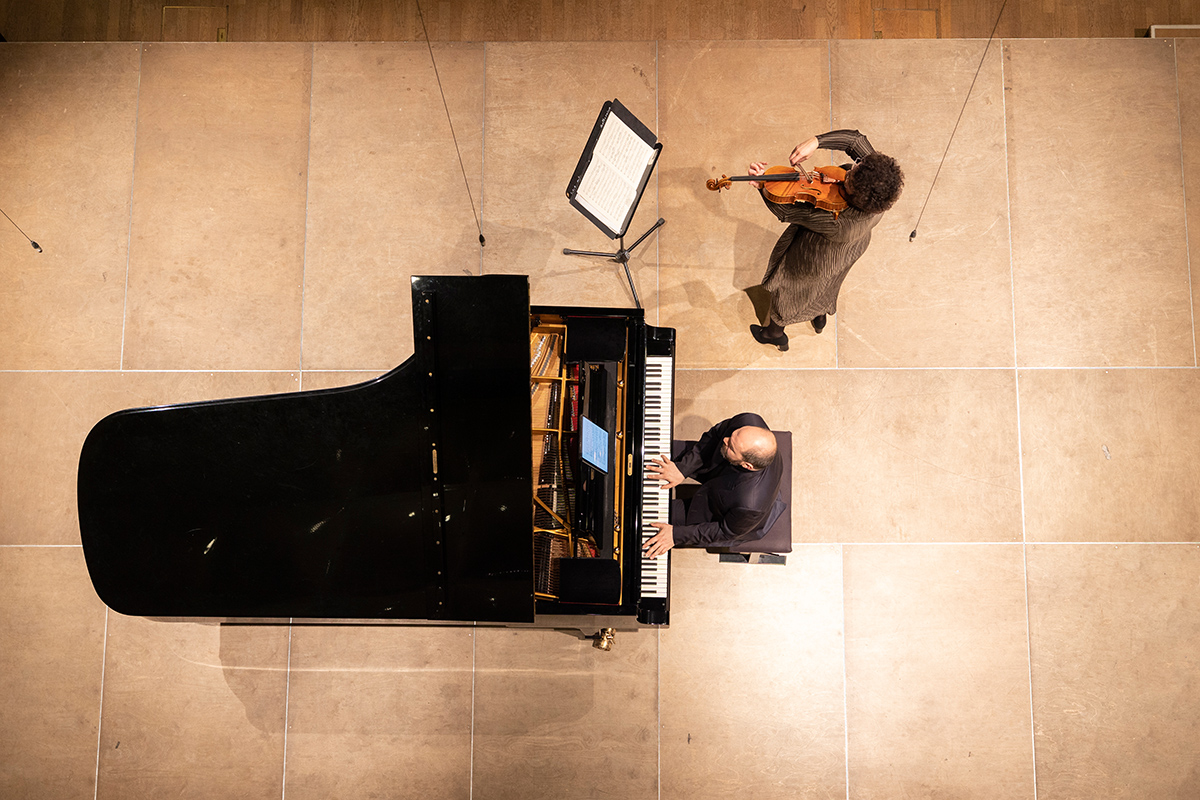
[846,152,904,215]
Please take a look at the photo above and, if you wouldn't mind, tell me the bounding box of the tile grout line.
[118,44,144,372]
[655,38,660,329]
[1000,39,1040,800]
[840,543,851,800]
[829,39,839,369]
[479,42,487,278]
[1171,40,1198,368]
[298,43,316,384]
[655,39,663,800]
[8,540,1200,548]
[91,607,109,800]
[657,625,663,800]
[5,363,1200,376]
[281,622,293,799]
[1021,535,1039,800]
[469,624,477,800]
[653,364,1200,372]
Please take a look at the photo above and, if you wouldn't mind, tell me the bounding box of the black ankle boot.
[812,315,827,334]
[750,324,789,352]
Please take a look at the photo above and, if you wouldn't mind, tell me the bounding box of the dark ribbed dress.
[760,129,883,326]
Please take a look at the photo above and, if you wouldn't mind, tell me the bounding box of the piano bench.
[718,552,787,565]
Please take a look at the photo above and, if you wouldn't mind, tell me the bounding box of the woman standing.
[749,130,904,351]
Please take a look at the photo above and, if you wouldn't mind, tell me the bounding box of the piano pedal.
[590,628,616,651]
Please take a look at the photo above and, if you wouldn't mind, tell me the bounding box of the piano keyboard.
[639,354,673,599]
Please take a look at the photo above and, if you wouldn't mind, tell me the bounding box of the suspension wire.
[910,0,1010,242]
[1,206,41,252]
[414,0,485,247]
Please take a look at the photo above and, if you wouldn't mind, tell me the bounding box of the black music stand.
[563,99,664,309]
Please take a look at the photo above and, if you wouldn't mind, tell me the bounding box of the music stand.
[563,99,664,309]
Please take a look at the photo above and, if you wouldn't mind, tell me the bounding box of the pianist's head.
[722,426,777,471]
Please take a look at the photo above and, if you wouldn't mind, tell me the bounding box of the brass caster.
[591,628,615,651]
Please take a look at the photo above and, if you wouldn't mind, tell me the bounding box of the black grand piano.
[77,275,674,634]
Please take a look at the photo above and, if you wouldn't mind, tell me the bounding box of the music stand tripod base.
[562,217,665,309]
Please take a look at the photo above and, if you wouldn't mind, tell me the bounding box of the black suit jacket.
[672,413,785,547]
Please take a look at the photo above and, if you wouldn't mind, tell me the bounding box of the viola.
[706,163,849,216]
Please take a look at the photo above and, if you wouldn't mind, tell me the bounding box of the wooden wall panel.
[2,0,1199,42]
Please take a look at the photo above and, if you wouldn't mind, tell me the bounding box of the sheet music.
[574,114,656,234]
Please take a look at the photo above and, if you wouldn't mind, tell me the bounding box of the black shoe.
[812,315,827,334]
[750,324,789,352]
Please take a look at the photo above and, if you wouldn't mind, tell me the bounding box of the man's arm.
[672,504,765,548]
[643,510,757,558]
[644,496,770,556]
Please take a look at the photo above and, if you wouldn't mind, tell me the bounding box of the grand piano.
[77,275,674,636]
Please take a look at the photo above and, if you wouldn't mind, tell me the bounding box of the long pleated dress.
[760,129,883,326]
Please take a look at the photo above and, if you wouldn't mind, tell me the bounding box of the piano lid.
[77,275,534,622]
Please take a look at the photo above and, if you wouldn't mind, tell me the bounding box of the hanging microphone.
[415,0,484,250]
[907,0,1010,243]
[2,206,42,253]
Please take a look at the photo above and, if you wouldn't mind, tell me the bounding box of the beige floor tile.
[1179,40,1200,363]
[675,369,1023,543]
[0,43,140,370]
[302,43,485,371]
[0,547,107,799]
[660,546,846,800]
[284,625,474,799]
[482,42,660,311]
[1005,39,1193,367]
[844,544,1035,800]
[832,41,1015,368]
[657,41,835,368]
[1028,544,1200,799]
[123,43,311,370]
[0,371,297,546]
[1019,369,1200,542]
[472,626,658,800]
[96,615,289,799]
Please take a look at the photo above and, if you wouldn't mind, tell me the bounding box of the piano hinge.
[416,289,450,618]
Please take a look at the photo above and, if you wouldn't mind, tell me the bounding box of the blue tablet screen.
[580,417,609,474]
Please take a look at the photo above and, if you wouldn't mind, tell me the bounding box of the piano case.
[78,274,673,629]
[78,275,535,622]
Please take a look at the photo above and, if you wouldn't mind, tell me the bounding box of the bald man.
[643,412,786,558]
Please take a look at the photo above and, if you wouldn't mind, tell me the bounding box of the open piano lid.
[77,275,534,622]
